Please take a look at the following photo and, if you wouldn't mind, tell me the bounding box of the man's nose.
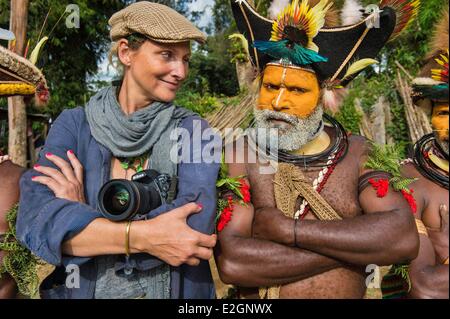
[271,88,289,111]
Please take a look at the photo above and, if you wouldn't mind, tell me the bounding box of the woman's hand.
[133,203,217,267]
[32,150,86,203]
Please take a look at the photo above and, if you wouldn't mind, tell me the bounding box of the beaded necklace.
[413,134,449,190]
[118,153,149,177]
[295,140,346,219]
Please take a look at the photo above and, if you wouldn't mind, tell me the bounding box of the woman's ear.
[117,39,132,67]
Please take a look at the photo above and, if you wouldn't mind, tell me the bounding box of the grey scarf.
[85,86,195,163]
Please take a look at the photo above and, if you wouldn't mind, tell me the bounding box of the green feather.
[253,40,328,65]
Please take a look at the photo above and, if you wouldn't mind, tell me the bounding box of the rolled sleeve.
[16,108,102,266]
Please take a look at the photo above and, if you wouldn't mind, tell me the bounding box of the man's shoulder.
[347,134,369,154]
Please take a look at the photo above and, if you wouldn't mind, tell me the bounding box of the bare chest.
[247,159,362,219]
[421,185,449,229]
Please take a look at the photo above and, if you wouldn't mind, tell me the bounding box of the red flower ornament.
[239,179,251,203]
[217,205,233,232]
[401,189,417,214]
[368,178,390,197]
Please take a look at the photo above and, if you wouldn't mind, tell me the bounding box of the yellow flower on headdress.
[431,49,449,84]
[270,0,332,52]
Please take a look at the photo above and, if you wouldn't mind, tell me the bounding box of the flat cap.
[109,1,206,44]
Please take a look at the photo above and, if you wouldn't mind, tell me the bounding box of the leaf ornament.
[29,36,49,66]
[228,33,250,57]
[380,0,420,41]
[253,0,331,66]
[322,59,378,114]
[342,58,379,81]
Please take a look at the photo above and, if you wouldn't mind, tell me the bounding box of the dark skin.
[401,163,449,299]
[0,160,25,299]
[215,133,419,298]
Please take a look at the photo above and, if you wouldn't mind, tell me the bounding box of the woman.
[16,2,220,299]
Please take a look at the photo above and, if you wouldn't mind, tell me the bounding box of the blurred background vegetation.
[0,0,448,157]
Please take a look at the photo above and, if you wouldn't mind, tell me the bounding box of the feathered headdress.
[412,50,449,104]
[380,0,420,41]
[0,31,49,107]
[254,0,333,65]
[412,8,449,110]
[231,0,422,113]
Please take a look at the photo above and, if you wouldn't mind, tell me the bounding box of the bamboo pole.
[7,0,30,167]
[395,68,432,144]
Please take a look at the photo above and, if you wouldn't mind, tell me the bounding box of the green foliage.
[229,35,249,64]
[390,176,418,192]
[180,33,240,97]
[366,142,404,175]
[392,264,412,292]
[175,89,219,117]
[254,0,271,17]
[334,90,363,134]
[365,142,417,191]
[0,204,42,298]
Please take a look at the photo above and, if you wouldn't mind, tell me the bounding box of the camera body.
[98,169,177,221]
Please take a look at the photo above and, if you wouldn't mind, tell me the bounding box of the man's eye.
[438,111,449,116]
[264,84,279,90]
[291,87,306,93]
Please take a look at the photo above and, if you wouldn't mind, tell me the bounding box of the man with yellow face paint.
[214,0,420,299]
[384,10,449,299]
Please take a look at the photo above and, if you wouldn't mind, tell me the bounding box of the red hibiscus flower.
[239,179,251,203]
[368,178,390,198]
[217,205,233,232]
[401,189,417,214]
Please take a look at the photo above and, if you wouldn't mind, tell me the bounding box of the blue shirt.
[16,106,221,299]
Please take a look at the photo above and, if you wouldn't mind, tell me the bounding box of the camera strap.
[167,175,178,204]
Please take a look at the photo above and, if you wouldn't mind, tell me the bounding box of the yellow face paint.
[431,102,449,143]
[257,64,320,119]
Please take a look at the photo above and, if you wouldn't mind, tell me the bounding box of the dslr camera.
[98,169,177,221]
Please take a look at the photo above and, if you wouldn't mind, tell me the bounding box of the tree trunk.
[7,0,29,167]
[368,97,387,145]
[236,61,256,91]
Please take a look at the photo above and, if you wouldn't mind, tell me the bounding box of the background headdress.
[0,30,49,107]
[412,9,449,112]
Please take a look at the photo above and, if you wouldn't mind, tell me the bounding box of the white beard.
[253,106,324,152]
[435,132,449,157]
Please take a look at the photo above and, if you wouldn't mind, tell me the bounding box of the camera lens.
[98,180,138,221]
[104,185,131,215]
[98,170,170,222]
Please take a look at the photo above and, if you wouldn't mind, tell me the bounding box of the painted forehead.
[263,64,319,88]
[434,102,449,109]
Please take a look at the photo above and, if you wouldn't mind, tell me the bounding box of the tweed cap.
[109,1,206,44]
